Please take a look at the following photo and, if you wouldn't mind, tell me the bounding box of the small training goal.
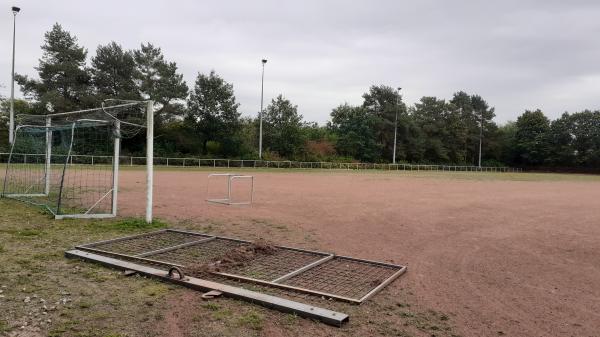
[2,100,154,221]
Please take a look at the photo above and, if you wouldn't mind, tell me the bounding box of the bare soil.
[113,169,600,337]
[188,239,278,274]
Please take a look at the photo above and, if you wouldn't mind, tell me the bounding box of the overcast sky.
[1,0,599,124]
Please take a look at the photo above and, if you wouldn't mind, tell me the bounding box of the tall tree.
[362,85,406,161]
[263,95,305,158]
[329,103,381,162]
[569,110,600,167]
[133,43,188,125]
[15,23,92,113]
[91,42,138,101]
[186,70,241,155]
[412,97,452,163]
[513,109,550,165]
[450,91,496,165]
[545,113,576,166]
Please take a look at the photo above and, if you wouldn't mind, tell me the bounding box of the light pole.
[9,6,20,145]
[392,87,401,164]
[478,108,483,168]
[258,59,267,159]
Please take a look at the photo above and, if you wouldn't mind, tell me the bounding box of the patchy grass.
[0,197,460,337]
[106,218,168,231]
[237,310,264,330]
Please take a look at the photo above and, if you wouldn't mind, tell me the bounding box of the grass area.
[0,197,462,337]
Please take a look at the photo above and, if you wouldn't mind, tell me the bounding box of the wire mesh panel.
[226,248,325,281]
[147,238,244,265]
[84,230,209,256]
[280,258,401,300]
[72,229,407,303]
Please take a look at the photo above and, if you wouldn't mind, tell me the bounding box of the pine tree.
[133,43,188,125]
[91,42,138,101]
[16,23,92,113]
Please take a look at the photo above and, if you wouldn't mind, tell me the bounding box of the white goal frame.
[206,173,254,205]
[2,100,155,223]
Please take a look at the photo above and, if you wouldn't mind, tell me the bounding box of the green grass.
[237,311,264,330]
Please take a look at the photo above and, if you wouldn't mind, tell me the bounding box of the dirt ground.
[1,168,599,337]
[113,169,600,337]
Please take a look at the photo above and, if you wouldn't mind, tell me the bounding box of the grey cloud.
[1,0,599,123]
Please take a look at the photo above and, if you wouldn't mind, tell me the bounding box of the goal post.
[2,100,154,222]
[146,100,153,223]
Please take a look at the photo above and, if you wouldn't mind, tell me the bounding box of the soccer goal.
[206,173,254,205]
[2,100,154,222]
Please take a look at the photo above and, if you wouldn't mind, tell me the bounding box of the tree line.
[1,23,599,170]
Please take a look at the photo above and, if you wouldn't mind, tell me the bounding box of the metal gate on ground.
[69,229,406,304]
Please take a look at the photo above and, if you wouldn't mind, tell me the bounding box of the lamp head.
[397,87,402,91]
[262,59,267,64]
[12,6,20,14]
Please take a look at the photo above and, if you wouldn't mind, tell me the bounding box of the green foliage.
[16,23,93,114]
[186,70,241,156]
[514,109,551,165]
[91,41,139,100]
[133,43,188,125]
[263,95,305,158]
[362,85,406,161]
[329,103,381,162]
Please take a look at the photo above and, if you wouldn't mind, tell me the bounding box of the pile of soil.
[186,239,277,275]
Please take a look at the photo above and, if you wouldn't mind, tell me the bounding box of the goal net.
[2,100,154,221]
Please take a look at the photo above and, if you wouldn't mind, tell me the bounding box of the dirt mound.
[187,239,277,275]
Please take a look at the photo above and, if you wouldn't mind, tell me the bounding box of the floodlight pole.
[393,87,401,164]
[478,108,483,168]
[9,6,21,145]
[258,59,267,159]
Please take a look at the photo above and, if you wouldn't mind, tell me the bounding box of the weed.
[212,308,233,321]
[140,284,168,297]
[105,218,168,231]
[0,320,10,333]
[203,302,220,311]
[283,313,299,326]
[14,228,43,238]
[238,311,264,330]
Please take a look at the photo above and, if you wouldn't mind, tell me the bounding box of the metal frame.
[206,173,254,205]
[73,229,407,304]
[65,249,349,327]
[2,101,155,223]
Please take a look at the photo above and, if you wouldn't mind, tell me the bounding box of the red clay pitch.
[116,169,600,337]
